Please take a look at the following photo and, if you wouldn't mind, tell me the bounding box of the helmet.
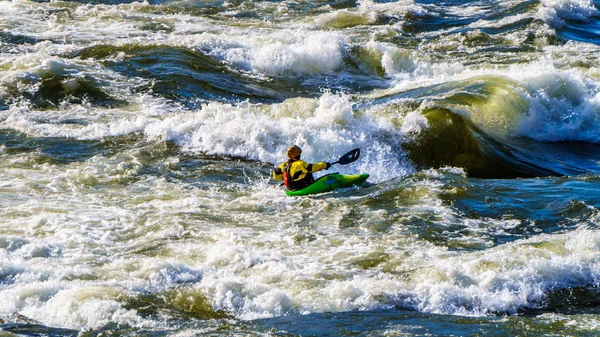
[286,145,302,159]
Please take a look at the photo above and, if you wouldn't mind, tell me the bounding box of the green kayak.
[285,173,369,196]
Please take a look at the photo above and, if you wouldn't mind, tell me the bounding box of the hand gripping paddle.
[331,148,360,165]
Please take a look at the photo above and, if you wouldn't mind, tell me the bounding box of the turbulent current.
[1,0,600,336]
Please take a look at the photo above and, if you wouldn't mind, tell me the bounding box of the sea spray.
[142,91,414,182]
[538,0,597,28]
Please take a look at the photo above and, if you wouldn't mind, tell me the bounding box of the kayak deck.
[284,173,369,196]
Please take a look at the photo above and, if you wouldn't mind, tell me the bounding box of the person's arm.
[307,161,331,173]
[272,165,284,180]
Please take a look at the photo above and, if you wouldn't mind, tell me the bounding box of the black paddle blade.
[337,148,360,165]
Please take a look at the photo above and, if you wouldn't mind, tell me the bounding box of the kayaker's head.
[286,145,302,160]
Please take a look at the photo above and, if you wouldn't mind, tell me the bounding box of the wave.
[396,229,600,316]
[3,0,600,181]
[0,53,136,110]
[538,0,600,43]
[5,70,600,180]
[186,29,405,90]
[2,145,598,326]
[74,44,299,104]
[538,0,597,28]
[379,71,600,177]
[1,37,407,109]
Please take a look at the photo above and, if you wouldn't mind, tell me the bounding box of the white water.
[2,0,600,332]
[538,0,597,28]
[2,152,599,327]
[4,0,600,147]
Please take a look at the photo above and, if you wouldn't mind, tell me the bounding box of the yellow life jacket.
[273,159,328,191]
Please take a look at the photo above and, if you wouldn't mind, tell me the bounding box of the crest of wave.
[538,0,597,28]
[144,91,416,182]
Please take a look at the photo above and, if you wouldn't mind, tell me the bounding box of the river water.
[1,0,600,336]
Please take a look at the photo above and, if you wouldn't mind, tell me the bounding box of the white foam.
[193,223,600,319]
[509,58,600,142]
[184,29,347,77]
[19,286,150,330]
[538,0,597,28]
[404,229,600,315]
[0,164,209,329]
[143,91,413,181]
[3,0,600,330]
[370,44,600,144]
[1,143,599,326]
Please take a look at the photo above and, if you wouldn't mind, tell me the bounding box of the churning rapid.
[1,0,600,336]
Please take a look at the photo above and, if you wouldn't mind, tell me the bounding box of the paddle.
[331,148,360,166]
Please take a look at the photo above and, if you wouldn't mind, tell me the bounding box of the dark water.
[1,0,600,336]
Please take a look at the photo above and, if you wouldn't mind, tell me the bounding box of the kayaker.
[272,145,331,191]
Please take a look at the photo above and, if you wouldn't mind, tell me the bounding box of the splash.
[538,0,597,29]
[144,91,414,182]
